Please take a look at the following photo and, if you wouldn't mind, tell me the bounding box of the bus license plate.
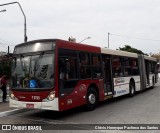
[26,104,34,108]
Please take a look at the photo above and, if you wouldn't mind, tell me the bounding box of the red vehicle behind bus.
[10,39,158,111]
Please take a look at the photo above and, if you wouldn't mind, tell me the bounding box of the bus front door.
[103,55,113,95]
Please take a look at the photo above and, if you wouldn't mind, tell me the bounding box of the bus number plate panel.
[26,103,34,108]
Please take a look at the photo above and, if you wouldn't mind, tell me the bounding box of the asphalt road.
[0,81,160,133]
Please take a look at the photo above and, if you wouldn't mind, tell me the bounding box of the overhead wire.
[110,33,160,42]
[0,43,7,48]
[0,11,23,52]
[0,38,15,45]
[0,15,23,30]
[0,15,24,46]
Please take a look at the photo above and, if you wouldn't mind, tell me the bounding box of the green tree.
[151,53,160,62]
[117,45,148,55]
[0,56,12,78]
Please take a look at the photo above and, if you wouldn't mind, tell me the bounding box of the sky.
[0,0,160,54]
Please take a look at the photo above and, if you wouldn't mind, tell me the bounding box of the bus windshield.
[11,53,55,89]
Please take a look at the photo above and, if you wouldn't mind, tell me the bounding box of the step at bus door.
[102,55,113,95]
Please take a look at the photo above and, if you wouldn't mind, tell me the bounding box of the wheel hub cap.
[131,86,134,94]
[88,94,96,104]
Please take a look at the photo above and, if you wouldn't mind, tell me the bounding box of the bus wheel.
[129,82,135,97]
[86,87,98,111]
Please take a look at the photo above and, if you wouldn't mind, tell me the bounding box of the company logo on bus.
[115,77,125,84]
[19,96,26,99]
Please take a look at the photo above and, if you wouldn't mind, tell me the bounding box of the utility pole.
[0,2,27,42]
[8,46,10,54]
[159,49,160,64]
[108,32,110,48]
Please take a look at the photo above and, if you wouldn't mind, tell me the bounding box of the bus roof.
[14,39,157,62]
[15,39,56,47]
[56,39,101,53]
[101,48,138,58]
[144,55,157,62]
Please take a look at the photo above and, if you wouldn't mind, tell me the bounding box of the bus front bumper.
[9,98,59,111]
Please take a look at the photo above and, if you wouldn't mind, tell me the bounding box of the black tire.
[86,87,98,111]
[129,82,135,97]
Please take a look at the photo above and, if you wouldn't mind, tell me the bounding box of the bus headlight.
[48,92,55,101]
[43,91,55,102]
[11,93,14,99]
[10,92,18,101]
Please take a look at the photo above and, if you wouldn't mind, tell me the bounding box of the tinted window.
[123,58,131,76]
[59,49,78,80]
[112,56,123,77]
[91,54,102,78]
[80,53,90,65]
[79,52,91,79]
[131,58,139,75]
[58,49,78,97]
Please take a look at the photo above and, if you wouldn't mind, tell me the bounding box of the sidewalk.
[0,90,15,113]
[0,102,16,113]
[0,92,27,118]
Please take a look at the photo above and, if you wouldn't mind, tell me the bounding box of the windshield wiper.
[20,54,26,75]
[33,52,44,77]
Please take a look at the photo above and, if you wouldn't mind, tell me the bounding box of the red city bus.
[10,39,158,111]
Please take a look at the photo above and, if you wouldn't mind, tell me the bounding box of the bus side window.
[123,57,131,76]
[58,49,79,97]
[80,66,85,78]
[67,58,77,79]
[59,58,66,80]
[79,52,91,79]
[59,57,77,80]
[112,56,123,77]
[131,58,139,75]
[91,54,102,78]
